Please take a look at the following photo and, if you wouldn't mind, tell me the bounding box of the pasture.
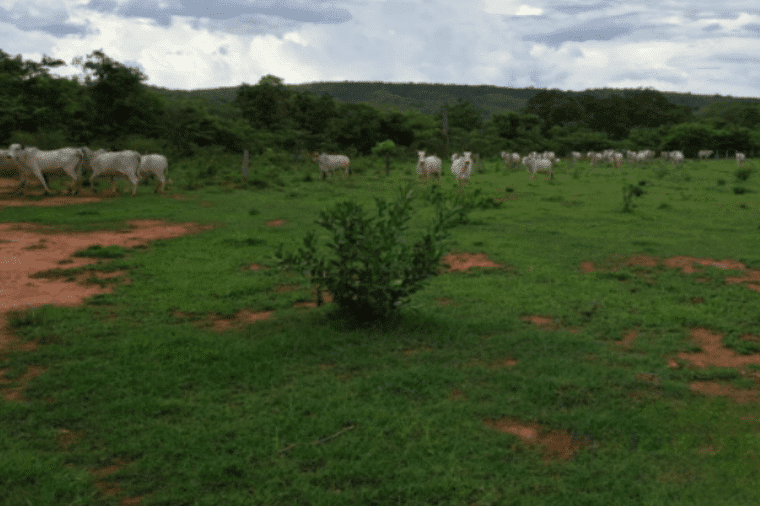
[1,153,760,505]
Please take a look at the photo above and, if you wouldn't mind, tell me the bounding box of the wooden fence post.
[241,149,249,181]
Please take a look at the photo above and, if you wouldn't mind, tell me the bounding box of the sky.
[0,0,759,98]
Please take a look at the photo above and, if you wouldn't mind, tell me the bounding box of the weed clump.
[622,183,645,212]
[735,167,752,182]
[274,182,474,323]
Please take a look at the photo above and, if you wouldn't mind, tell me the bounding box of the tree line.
[2,49,759,161]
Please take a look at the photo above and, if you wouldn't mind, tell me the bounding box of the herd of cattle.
[2,145,748,196]
[314,147,750,184]
[0,144,168,196]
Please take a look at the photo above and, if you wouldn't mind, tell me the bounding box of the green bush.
[622,183,645,212]
[717,178,726,186]
[274,182,474,323]
[735,167,752,181]
[733,186,747,194]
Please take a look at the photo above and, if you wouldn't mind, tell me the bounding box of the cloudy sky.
[1,0,759,97]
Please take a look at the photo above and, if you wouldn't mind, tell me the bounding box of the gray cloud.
[0,7,88,37]
[551,3,611,15]
[85,0,352,28]
[709,53,760,64]
[522,15,647,46]
[613,71,686,86]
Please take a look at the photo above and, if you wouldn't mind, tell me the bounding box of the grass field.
[1,154,760,505]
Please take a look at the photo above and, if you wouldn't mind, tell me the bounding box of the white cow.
[138,154,169,192]
[311,152,350,180]
[698,150,714,160]
[451,152,472,183]
[416,151,442,180]
[82,148,142,195]
[523,153,553,179]
[669,150,685,165]
[8,146,84,195]
[0,147,18,177]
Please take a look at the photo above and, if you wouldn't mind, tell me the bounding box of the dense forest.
[2,49,760,161]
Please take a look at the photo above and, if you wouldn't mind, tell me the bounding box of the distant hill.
[148,81,760,118]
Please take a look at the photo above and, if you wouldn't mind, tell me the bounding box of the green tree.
[436,99,482,132]
[327,102,384,154]
[234,75,294,131]
[72,49,164,142]
[0,50,76,142]
[371,139,396,175]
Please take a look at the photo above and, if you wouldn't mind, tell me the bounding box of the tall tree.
[71,49,164,142]
[234,75,293,130]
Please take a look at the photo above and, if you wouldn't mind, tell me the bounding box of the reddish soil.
[587,255,760,407]
[0,214,218,504]
[440,251,509,272]
[521,315,581,333]
[483,416,595,462]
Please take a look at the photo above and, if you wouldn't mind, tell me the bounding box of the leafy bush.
[733,186,747,194]
[622,183,645,212]
[735,167,752,181]
[420,184,500,215]
[717,178,726,186]
[274,182,474,323]
[654,166,668,179]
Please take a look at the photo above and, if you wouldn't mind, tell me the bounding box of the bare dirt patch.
[89,459,144,505]
[675,327,760,404]
[0,219,215,404]
[401,346,433,357]
[206,309,274,332]
[582,254,760,294]
[0,178,112,206]
[483,416,595,462]
[521,315,580,333]
[449,389,466,401]
[618,328,639,348]
[468,357,518,368]
[440,251,510,272]
[267,219,287,227]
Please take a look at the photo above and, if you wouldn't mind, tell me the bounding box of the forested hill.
[148,81,760,117]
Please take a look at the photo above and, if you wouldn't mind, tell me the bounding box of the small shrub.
[638,180,647,186]
[658,202,671,210]
[735,168,752,181]
[199,164,218,178]
[717,178,726,186]
[274,182,474,323]
[622,183,645,212]
[654,167,668,179]
[248,208,260,216]
[733,186,747,194]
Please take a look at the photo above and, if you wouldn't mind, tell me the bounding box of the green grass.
[1,155,760,505]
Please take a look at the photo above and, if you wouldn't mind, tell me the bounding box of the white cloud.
[0,0,754,97]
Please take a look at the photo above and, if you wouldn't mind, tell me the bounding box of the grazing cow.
[82,148,142,196]
[138,154,169,192]
[698,150,714,160]
[416,151,442,180]
[8,146,84,195]
[311,152,350,180]
[451,152,473,183]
